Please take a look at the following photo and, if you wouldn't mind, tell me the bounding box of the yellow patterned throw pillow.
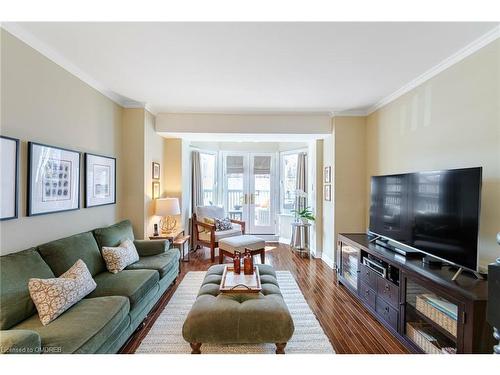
[102,239,140,274]
[28,259,97,326]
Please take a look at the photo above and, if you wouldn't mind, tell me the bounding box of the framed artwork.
[28,142,80,216]
[152,162,160,180]
[152,181,160,199]
[85,153,116,208]
[324,184,331,201]
[1,136,20,220]
[324,166,332,184]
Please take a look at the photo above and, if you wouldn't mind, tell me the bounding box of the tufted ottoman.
[182,264,294,354]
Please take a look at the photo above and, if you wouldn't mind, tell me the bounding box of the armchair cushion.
[0,329,41,354]
[198,224,242,242]
[133,239,169,257]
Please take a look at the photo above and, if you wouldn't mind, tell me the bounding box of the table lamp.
[155,197,180,234]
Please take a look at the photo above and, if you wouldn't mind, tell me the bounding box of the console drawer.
[376,298,399,330]
[377,277,399,309]
[360,263,378,290]
[360,281,376,310]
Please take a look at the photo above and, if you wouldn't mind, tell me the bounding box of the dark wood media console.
[337,233,493,354]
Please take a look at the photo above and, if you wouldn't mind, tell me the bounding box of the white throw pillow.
[102,239,139,274]
[28,259,97,326]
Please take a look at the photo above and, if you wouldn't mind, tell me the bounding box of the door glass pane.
[200,153,216,205]
[253,156,271,227]
[226,156,244,221]
[282,153,298,214]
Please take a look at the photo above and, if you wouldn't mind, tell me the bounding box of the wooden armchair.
[192,206,245,262]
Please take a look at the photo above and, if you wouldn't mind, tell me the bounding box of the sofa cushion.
[13,296,129,354]
[87,269,159,310]
[93,220,135,249]
[0,329,41,354]
[125,249,180,279]
[0,248,55,330]
[38,232,105,277]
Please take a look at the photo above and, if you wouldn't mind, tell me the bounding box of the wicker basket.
[406,322,442,354]
[416,295,457,337]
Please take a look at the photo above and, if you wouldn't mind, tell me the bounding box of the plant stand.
[290,222,311,258]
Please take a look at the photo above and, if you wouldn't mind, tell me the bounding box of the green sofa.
[0,220,180,354]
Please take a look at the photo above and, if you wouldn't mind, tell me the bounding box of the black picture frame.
[27,141,81,216]
[0,135,20,221]
[84,152,117,208]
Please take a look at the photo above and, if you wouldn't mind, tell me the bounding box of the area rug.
[136,271,335,354]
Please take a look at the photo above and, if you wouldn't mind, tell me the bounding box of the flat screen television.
[369,167,482,271]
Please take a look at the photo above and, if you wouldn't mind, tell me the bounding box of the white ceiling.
[4,22,499,114]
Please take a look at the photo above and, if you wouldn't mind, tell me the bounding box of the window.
[200,152,217,205]
[280,151,305,214]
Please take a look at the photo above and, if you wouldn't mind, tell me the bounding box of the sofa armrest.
[0,330,41,354]
[133,240,170,257]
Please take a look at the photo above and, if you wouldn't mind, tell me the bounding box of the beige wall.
[334,116,367,248]
[0,29,123,254]
[157,113,332,135]
[163,138,184,229]
[121,108,145,238]
[321,134,335,265]
[144,110,166,238]
[366,39,500,271]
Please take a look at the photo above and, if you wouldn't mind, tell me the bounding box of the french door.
[222,152,276,235]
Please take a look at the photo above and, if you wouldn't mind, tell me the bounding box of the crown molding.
[367,24,500,115]
[332,109,369,117]
[1,22,149,110]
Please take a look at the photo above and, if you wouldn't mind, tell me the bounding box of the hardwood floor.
[120,243,410,354]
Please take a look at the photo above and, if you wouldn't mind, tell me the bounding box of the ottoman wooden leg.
[190,342,202,354]
[275,342,286,354]
[260,248,265,264]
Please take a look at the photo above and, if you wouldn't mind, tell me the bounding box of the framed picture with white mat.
[84,153,116,208]
[28,142,81,216]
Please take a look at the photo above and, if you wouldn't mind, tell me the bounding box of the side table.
[149,228,190,263]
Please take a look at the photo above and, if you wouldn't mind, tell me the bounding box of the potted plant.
[292,207,316,224]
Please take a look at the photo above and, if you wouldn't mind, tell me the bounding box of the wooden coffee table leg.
[260,248,265,264]
[275,342,286,354]
[190,342,202,354]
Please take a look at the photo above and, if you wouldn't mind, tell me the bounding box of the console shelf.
[337,233,493,354]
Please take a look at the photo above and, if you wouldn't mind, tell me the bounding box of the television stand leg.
[451,267,485,281]
[451,267,463,281]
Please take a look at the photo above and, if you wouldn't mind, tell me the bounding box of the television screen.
[369,167,482,271]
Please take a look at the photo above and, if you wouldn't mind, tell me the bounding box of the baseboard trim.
[321,253,335,269]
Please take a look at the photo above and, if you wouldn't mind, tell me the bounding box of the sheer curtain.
[191,151,204,215]
[295,152,307,212]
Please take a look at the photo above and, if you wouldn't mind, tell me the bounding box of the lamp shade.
[155,197,180,216]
